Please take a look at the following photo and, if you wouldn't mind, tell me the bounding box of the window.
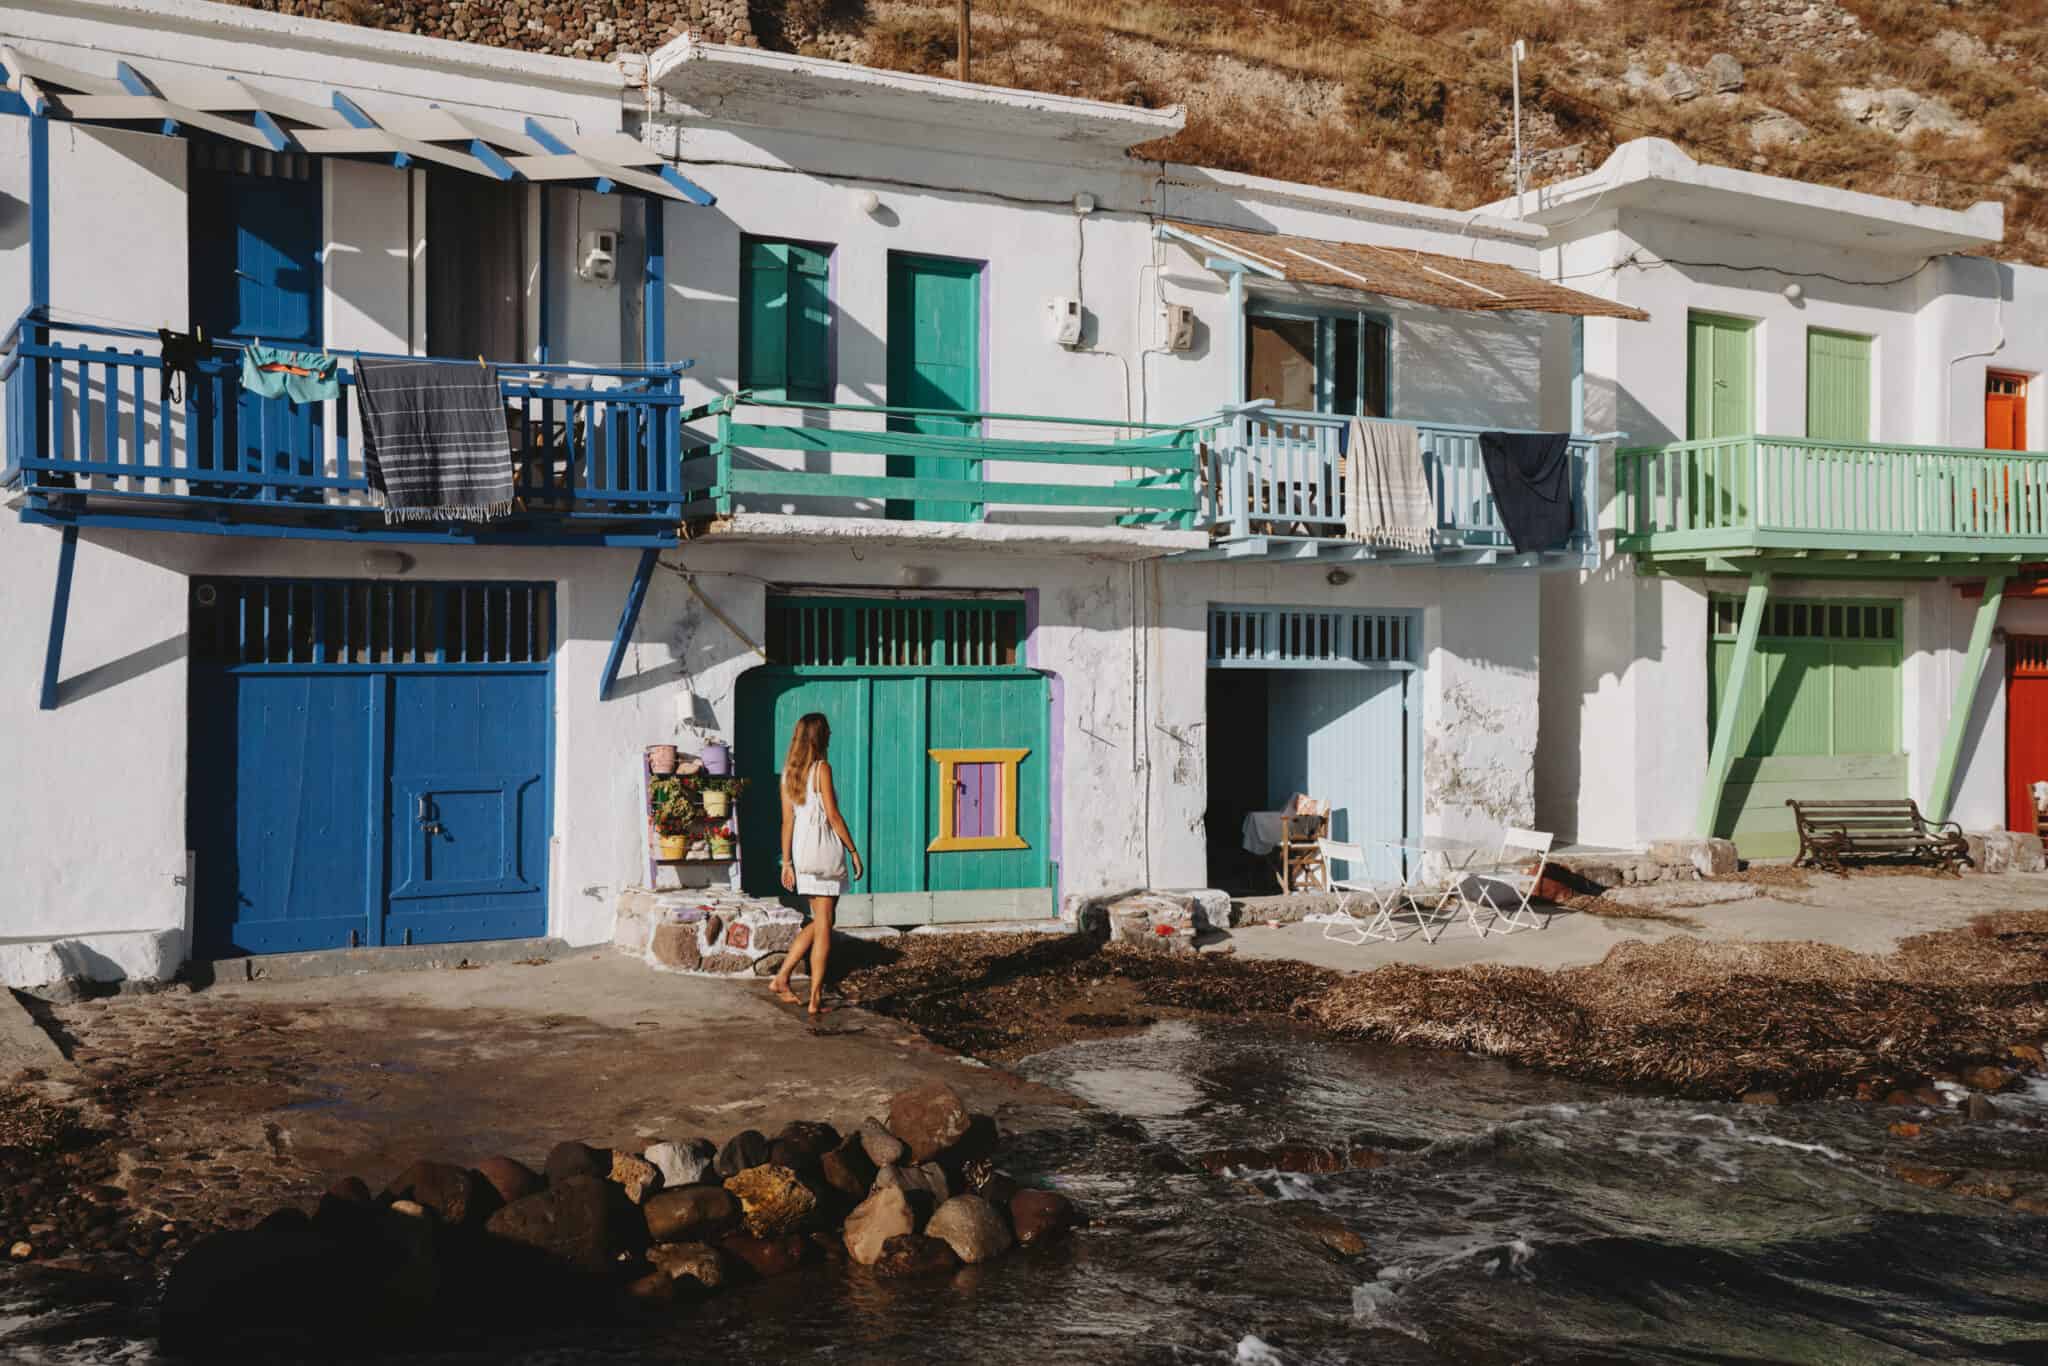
[1245,307,1388,416]
[1988,372,2028,452]
[740,237,833,401]
[427,173,526,363]
[927,747,1031,852]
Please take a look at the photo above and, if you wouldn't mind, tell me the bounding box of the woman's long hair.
[782,712,831,804]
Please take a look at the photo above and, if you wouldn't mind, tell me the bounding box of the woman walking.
[768,712,864,1016]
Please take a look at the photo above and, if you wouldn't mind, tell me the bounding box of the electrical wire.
[1550,249,1940,288]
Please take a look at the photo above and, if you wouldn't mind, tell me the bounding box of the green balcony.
[1618,435,2048,574]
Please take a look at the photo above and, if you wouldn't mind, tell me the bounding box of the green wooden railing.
[681,396,1211,528]
[1619,435,2048,555]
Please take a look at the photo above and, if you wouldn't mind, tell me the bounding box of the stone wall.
[615,888,805,977]
[220,0,876,61]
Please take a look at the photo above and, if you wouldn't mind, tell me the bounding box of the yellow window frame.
[927,747,1030,852]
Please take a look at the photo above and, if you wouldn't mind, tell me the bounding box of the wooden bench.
[1785,798,1969,873]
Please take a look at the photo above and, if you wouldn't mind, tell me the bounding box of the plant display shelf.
[642,746,744,887]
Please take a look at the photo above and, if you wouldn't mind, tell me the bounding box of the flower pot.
[657,833,687,860]
[708,839,733,860]
[699,742,731,776]
[702,789,730,818]
[647,744,679,776]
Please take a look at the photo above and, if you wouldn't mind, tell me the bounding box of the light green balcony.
[1618,435,2048,574]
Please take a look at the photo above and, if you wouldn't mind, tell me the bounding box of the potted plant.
[706,824,734,860]
[651,781,696,861]
[647,743,679,776]
[699,776,747,819]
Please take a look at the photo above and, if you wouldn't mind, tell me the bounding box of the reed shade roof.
[1167,220,1649,321]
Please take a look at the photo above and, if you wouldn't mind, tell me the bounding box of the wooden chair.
[1276,794,1332,892]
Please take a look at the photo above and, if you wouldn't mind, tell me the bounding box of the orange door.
[1988,374,2026,451]
[2007,636,2048,832]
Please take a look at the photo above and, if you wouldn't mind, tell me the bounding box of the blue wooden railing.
[0,318,689,534]
[1213,406,1611,556]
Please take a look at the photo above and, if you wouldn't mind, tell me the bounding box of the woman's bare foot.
[807,995,830,1017]
[770,979,801,1005]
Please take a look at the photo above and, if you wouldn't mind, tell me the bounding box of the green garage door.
[736,597,1052,926]
[1709,596,1903,858]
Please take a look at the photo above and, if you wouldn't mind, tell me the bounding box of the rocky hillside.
[231,0,2048,262]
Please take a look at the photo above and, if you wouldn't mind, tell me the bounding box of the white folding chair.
[1317,839,1405,944]
[1459,828,1555,934]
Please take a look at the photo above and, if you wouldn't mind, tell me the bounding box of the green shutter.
[1687,312,1754,441]
[740,239,791,397]
[740,238,833,401]
[1806,329,1872,443]
[785,244,832,402]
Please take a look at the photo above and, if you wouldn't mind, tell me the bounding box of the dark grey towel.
[356,358,514,522]
[1479,431,1574,553]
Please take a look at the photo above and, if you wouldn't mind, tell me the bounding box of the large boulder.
[773,1120,841,1160]
[476,1156,543,1206]
[644,1139,715,1190]
[873,1232,960,1279]
[646,1241,727,1292]
[724,1164,818,1236]
[380,1159,500,1228]
[873,1161,950,1204]
[1009,1189,1078,1246]
[715,1129,772,1178]
[717,1231,809,1279]
[886,1082,973,1163]
[543,1141,612,1187]
[841,1187,916,1266]
[483,1174,643,1274]
[160,1231,369,1356]
[925,1193,1013,1264]
[643,1184,740,1243]
[821,1135,878,1200]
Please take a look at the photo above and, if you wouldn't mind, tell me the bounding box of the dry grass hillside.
[230,0,2048,261]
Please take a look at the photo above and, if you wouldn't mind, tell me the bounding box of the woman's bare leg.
[807,898,835,1014]
[769,922,815,1004]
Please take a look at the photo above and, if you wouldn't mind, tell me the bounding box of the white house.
[1518,139,2048,858]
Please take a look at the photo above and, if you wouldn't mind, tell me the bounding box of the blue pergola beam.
[599,548,659,702]
[332,91,411,167]
[39,525,78,710]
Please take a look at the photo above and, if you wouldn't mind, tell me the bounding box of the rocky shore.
[152,1080,1074,1358]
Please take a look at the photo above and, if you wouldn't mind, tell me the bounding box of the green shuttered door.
[1708,597,1903,857]
[1687,312,1755,441]
[886,254,983,522]
[736,598,1051,925]
[740,238,831,401]
[1806,329,1872,443]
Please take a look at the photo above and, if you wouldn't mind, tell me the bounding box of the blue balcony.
[2,317,691,546]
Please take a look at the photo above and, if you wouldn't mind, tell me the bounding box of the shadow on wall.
[56,633,189,707]
[1396,309,1543,427]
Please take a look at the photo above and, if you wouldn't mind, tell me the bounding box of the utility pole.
[958,0,971,83]
[1510,38,1527,215]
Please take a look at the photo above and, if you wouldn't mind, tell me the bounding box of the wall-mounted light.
[1326,567,1353,586]
[855,188,882,217]
[1073,192,1097,216]
[362,550,414,576]
[898,565,939,587]
[1782,282,1804,302]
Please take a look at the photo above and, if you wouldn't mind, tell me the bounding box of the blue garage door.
[189,579,553,957]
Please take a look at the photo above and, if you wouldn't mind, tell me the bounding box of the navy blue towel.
[1479,431,1574,554]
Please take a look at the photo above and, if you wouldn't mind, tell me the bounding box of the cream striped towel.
[1345,417,1436,553]
[357,359,514,522]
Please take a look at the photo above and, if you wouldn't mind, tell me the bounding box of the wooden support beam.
[598,547,659,702]
[1696,570,1769,837]
[39,524,77,710]
[1928,570,2008,824]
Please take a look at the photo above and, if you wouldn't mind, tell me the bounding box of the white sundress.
[791,762,848,897]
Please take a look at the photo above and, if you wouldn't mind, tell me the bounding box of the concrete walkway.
[1223,870,2048,973]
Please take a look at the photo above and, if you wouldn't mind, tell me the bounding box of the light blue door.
[190,580,553,957]
[1265,670,1410,883]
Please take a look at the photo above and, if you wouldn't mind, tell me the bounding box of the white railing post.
[1231,411,1252,539]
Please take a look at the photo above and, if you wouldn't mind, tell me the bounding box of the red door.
[1988,373,2026,451]
[2007,635,2048,832]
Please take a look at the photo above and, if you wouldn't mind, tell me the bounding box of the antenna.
[1511,39,1527,215]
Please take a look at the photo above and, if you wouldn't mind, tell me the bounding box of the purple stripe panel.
[955,761,997,839]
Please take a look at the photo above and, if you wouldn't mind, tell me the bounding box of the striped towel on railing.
[1345,417,1436,553]
[356,358,514,522]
